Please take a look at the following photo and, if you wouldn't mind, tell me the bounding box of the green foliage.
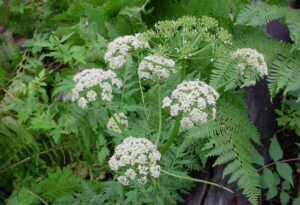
[6,167,83,204]
[276,98,300,135]
[260,136,295,205]
[184,93,260,205]
[236,1,300,50]
[1,0,300,204]
[268,55,300,100]
[269,137,283,161]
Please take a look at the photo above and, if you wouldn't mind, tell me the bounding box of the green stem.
[160,60,187,154]
[161,169,234,193]
[24,188,49,205]
[181,60,186,80]
[258,157,300,172]
[189,40,217,58]
[160,113,182,154]
[139,78,149,122]
[156,84,162,145]
[111,114,128,138]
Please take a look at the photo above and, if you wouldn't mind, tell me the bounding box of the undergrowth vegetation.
[0,0,299,205]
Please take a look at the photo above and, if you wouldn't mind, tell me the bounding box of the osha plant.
[68,16,268,204]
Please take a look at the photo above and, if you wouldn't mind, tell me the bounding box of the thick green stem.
[160,113,182,154]
[160,60,187,154]
[156,84,162,145]
[161,169,234,193]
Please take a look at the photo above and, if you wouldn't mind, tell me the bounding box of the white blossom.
[231,48,268,86]
[138,54,176,81]
[109,136,161,186]
[107,112,128,133]
[162,80,219,129]
[104,34,150,70]
[71,68,122,109]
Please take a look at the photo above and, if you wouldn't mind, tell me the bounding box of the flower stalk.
[160,60,186,154]
[161,169,233,193]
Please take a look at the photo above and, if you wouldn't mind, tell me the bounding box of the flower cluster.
[143,16,232,59]
[71,68,122,109]
[138,54,176,82]
[162,80,219,129]
[109,137,161,186]
[107,112,128,133]
[104,34,150,69]
[231,48,268,86]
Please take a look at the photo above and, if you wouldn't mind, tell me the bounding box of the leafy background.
[0,0,299,205]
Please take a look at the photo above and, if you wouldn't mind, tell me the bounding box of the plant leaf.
[269,137,283,161]
[276,162,294,186]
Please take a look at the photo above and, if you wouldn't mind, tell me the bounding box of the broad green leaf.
[276,162,294,186]
[293,198,300,205]
[266,186,278,200]
[262,168,275,188]
[251,150,264,166]
[280,191,290,205]
[269,137,283,161]
[281,181,291,190]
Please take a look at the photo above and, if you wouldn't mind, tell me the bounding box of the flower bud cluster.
[107,112,128,133]
[138,54,176,82]
[162,80,219,129]
[71,68,122,109]
[109,137,161,186]
[104,34,150,69]
[231,48,268,86]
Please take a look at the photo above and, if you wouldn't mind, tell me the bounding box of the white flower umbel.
[104,34,150,70]
[107,112,128,133]
[231,48,268,86]
[109,137,161,186]
[162,80,219,129]
[71,68,122,109]
[138,54,176,82]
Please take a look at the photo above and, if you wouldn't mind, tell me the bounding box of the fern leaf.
[236,2,287,26]
[186,93,260,205]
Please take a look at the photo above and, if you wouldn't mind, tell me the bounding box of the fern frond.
[236,2,287,26]
[186,93,260,205]
[268,55,300,100]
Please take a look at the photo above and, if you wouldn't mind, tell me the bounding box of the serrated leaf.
[280,191,290,205]
[276,162,294,186]
[98,147,109,165]
[269,137,283,161]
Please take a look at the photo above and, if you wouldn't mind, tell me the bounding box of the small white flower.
[86,90,97,102]
[163,80,219,129]
[78,97,88,109]
[162,96,172,108]
[107,112,128,133]
[71,68,122,109]
[117,176,129,186]
[150,165,161,178]
[104,34,150,70]
[231,48,268,86]
[109,136,161,186]
[138,54,176,82]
